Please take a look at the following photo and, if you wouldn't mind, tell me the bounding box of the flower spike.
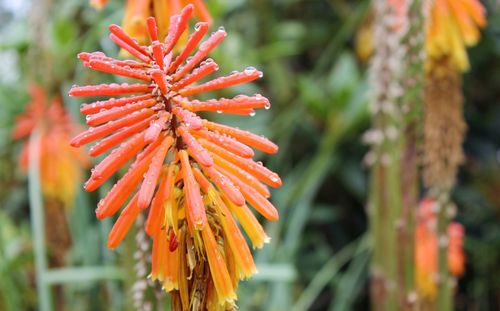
[69,10,280,309]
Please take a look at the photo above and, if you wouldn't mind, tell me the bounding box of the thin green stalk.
[28,128,53,311]
[291,235,367,311]
[437,191,452,311]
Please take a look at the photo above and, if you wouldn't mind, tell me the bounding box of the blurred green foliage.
[0,0,499,310]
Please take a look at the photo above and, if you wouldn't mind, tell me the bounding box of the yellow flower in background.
[12,85,89,206]
[426,0,487,72]
[121,0,213,45]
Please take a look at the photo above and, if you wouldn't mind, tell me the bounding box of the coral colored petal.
[146,17,159,42]
[200,165,245,206]
[80,94,153,115]
[86,59,151,81]
[138,136,173,209]
[85,133,147,191]
[172,106,203,130]
[89,115,154,157]
[107,193,141,249]
[95,138,162,219]
[168,22,209,73]
[201,139,281,188]
[177,126,213,167]
[182,95,270,113]
[109,24,149,56]
[171,59,219,91]
[69,83,151,97]
[164,4,194,54]
[86,98,157,126]
[71,108,154,147]
[172,29,226,81]
[218,166,279,221]
[191,128,254,159]
[109,33,151,63]
[144,111,170,143]
[179,69,263,96]
[213,154,270,198]
[179,150,207,230]
[151,41,165,70]
[204,120,278,154]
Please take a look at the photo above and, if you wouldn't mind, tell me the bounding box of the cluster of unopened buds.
[69,4,281,309]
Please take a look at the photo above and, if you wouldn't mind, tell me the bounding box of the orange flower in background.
[415,198,465,300]
[120,0,212,44]
[90,0,108,10]
[69,5,279,309]
[426,0,487,72]
[12,85,89,206]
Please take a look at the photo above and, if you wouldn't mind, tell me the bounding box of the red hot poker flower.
[69,5,280,309]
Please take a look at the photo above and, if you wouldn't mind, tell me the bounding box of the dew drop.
[244,66,257,75]
[249,111,256,117]
[217,26,226,32]
[264,102,271,110]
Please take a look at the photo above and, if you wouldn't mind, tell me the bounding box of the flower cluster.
[69,5,280,309]
[13,85,89,206]
[415,198,465,300]
[426,0,486,72]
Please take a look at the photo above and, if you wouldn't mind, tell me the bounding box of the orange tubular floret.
[179,150,207,230]
[145,164,177,236]
[85,133,147,191]
[146,17,159,42]
[145,176,166,236]
[95,136,163,219]
[217,166,278,221]
[138,137,173,208]
[71,109,154,147]
[151,69,169,94]
[212,193,256,279]
[171,60,219,91]
[201,139,281,188]
[151,41,165,69]
[200,165,245,206]
[107,193,141,249]
[212,154,270,198]
[223,196,270,249]
[86,98,157,126]
[172,29,226,81]
[172,106,203,130]
[89,115,155,156]
[183,95,269,113]
[164,5,193,54]
[204,120,278,154]
[163,241,180,291]
[86,59,151,81]
[114,34,150,62]
[201,224,236,304]
[144,111,170,143]
[151,229,169,281]
[78,52,148,69]
[109,24,149,56]
[190,128,254,159]
[179,70,263,96]
[69,83,151,97]
[168,22,209,73]
[80,94,153,115]
[177,126,213,167]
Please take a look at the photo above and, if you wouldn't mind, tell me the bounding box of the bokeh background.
[0,0,499,310]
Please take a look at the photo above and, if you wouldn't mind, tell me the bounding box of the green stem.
[28,128,53,311]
